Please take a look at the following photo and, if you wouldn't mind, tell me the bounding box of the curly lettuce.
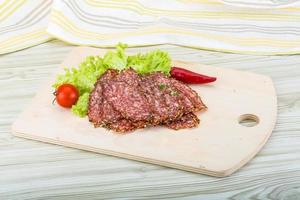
[103,43,128,70]
[71,92,90,117]
[53,43,171,117]
[127,50,171,75]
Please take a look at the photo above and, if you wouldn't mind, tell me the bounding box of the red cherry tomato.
[54,84,79,108]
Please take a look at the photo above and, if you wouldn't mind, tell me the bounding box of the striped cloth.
[0,0,52,55]
[1,0,300,55]
[221,0,300,8]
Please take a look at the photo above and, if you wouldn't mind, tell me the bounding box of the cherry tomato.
[54,84,79,108]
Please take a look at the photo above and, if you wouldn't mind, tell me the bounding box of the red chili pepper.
[170,67,217,84]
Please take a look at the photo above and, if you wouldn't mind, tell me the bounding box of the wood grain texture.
[1,40,300,199]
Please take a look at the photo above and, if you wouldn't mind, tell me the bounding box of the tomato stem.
[52,98,56,105]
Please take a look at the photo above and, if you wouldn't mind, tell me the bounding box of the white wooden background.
[0,40,300,200]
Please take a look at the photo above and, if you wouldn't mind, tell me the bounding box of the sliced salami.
[88,69,206,133]
[165,112,200,130]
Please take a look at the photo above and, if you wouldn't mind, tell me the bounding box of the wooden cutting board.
[11,47,277,177]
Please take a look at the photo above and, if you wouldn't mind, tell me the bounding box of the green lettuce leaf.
[71,92,90,117]
[103,43,128,70]
[53,43,171,117]
[52,55,106,95]
[127,50,171,75]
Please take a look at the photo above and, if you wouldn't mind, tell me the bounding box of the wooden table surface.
[1,40,300,200]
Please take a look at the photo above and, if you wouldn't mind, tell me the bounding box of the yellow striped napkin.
[46,0,300,55]
[221,0,300,8]
[0,0,52,55]
[2,0,300,55]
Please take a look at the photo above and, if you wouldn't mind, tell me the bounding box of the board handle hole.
[238,114,259,127]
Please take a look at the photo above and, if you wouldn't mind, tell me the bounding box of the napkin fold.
[1,0,300,55]
[0,0,52,55]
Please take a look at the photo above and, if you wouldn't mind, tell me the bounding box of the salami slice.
[88,70,121,127]
[165,112,200,130]
[103,70,152,122]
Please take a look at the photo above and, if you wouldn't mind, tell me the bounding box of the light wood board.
[11,47,277,177]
